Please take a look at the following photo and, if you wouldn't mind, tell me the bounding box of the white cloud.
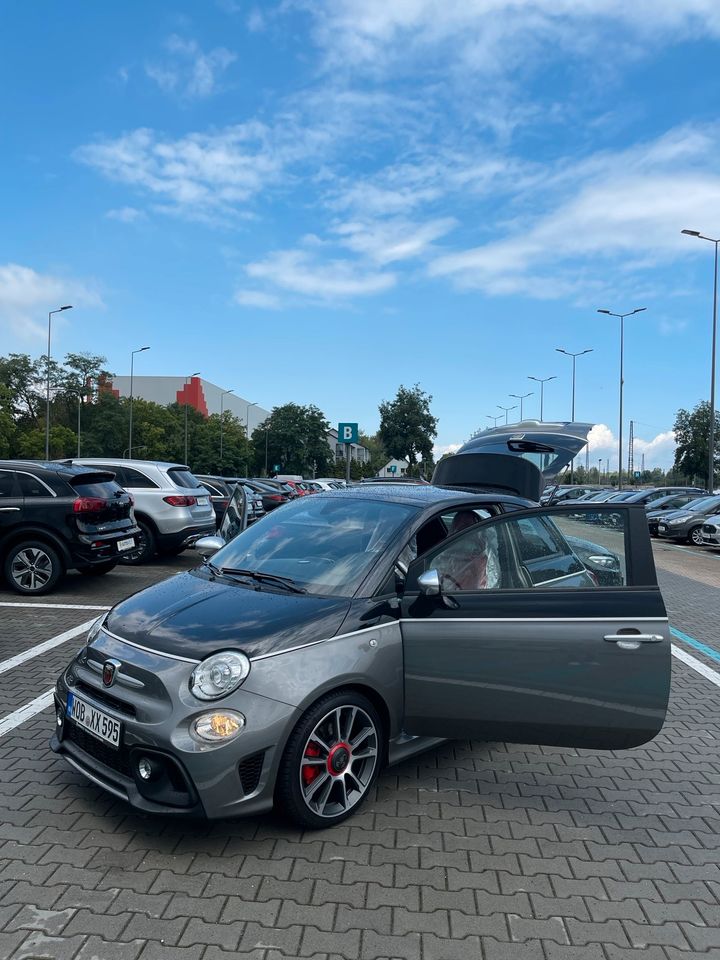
[333,217,457,265]
[585,423,676,469]
[434,442,462,458]
[245,248,396,300]
[429,124,720,300]
[105,206,146,223]
[145,35,236,99]
[234,289,281,309]
[0,264,102,342]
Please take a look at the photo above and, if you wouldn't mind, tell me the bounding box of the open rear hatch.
[433,421,593,502]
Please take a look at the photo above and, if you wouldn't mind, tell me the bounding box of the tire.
[119,519,156,565]
[688,526,705,547]
[4,540,64,595]
[276,689,383,830]
[78,561,118,576]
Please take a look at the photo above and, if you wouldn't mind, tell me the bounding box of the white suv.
[67,459,216,563]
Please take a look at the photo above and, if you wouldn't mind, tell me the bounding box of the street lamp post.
[184,372,200,466]
[245,401,258,476]
[510,392,533,421]
[128,346,150,459]
[497,404,517,425]
[487,414,502,427]
[556,348,593,482]
[219,389,235,467]
[45,305,73,459]
[528,375,556,421]
[597,307,646,490]
[682,230,719,493]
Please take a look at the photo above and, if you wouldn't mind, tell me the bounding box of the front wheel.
[276,690,382,829]
[689,526,705,546]
[4,540,64,595]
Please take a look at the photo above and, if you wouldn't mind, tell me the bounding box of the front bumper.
[51,631,299,819]
[656,524,688,540]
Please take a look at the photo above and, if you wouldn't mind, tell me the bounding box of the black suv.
[0,461,139,595]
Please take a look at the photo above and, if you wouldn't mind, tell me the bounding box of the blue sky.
[2,1,720,468]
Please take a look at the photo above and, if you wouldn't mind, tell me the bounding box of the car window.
[0,470,18,497]
[17,472,52,497]
[414,508,628,592]
[166,468,203,490]
[122,466,158,488]
[213,496,419,598]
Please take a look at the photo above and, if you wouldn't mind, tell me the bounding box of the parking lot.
[0,541,719,960]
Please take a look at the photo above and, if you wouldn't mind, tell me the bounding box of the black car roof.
[0,460,115,479]
[314,483,531,509]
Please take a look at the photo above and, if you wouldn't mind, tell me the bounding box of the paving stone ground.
[0,548,718,960]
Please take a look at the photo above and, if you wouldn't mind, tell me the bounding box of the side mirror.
[194,535,225,557]
[417,569,441,596]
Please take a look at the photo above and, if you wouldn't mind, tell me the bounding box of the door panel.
[0,470,23,537]
[400,505,670,750]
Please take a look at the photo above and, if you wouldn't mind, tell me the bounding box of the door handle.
[604,633,663,643]
[0,507,20,512]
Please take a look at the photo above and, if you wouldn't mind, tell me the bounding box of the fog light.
[192,711,245,743]
[137,756,154,780]
[56,707,64,727]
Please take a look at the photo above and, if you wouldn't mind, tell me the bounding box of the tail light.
[163,495,197,507]
[73,497,107,513]
[269,494,284,502]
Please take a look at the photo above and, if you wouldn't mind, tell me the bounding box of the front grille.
[702,524,717,533]
[238,751,265,795]
[76,681,136,717]
[65,721,132,778]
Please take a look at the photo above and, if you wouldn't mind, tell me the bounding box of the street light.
[682,229,719,493]
[497,403,517,425]
[184,372,200,466]
[527,375,556,421]
[245,401,258,476]
[219,389,235,467]
[487,414,502,428]
[556,348,594,482]
[510,392,533,421]
[45,305,73,459]
[128,346,150,459]
[597,307,646,489]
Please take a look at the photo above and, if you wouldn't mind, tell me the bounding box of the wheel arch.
[0,526,72,567]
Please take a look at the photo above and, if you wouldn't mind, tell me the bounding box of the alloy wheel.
[11,547,53,591]
[299,705,378,819]
[690,526,704,546]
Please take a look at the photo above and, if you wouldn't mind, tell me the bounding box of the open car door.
[219,482,248,544]
[433,422,593,501]
[400,503,670,750]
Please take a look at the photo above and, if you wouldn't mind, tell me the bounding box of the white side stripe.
[0,689,54,739]
[671,644,720,688]
[0,619,97,677]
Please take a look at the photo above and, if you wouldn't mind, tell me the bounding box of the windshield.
[211,495,418,597]
[685,495,720,513]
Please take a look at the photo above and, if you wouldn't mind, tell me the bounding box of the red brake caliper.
[303,741,321,785]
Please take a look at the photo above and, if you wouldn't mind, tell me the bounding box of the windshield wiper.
[219,567,307,593]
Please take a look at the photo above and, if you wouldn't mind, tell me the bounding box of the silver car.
[67,459,216,562]
[52,424,671,829]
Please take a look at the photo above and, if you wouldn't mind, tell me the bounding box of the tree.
[378,384,438,470]
[0,385,16,457]
[0,353,46,422]
[358,430,387,475]
[673,400,719,487]
[251,404,332,477]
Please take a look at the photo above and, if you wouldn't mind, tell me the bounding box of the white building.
[327,427,370,464]
[378,458,410,477]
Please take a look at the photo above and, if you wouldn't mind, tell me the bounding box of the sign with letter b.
[338,422,359,445]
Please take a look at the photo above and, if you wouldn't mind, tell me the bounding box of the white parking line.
[0,602,111,610]
[0,619,97,677]
[672,644,720,688]
[0,689,54,739]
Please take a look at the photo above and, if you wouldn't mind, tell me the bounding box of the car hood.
[433,421,593,501]
[656,509,693,522]
[104,569,352,661]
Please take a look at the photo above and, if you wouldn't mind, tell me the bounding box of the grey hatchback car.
[52,424,671,828]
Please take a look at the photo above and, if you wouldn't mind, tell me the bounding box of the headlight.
[87,616,104,644]
[667,517,687,526]
[191,710,246,742]
[190,651,251,701]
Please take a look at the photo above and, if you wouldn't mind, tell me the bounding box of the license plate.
[197,496,209,506]
[66,693,121,748]
[117,537,135,552]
